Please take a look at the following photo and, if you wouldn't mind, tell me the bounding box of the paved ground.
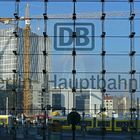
[0,134,140,140]
[0,127,140,140]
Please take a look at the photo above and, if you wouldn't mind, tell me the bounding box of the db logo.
[54,23,95,51]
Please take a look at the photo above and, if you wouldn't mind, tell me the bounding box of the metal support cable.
[101,0,106,109]
[43,1,48,134]
[42,0,48,109]
[13,0,20,115]
[129,0,135,139]
[101,1,106,139]
[72,0,76,109]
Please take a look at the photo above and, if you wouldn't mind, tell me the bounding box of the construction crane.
[0,4,31,116]
[1,10,140,23]
[0,18,14,24]
[23,3,31,115]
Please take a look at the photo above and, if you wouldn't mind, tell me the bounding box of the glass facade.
[0,28,16,80]
[0,27,51,114]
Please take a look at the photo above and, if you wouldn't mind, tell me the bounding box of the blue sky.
[0,1,140,95]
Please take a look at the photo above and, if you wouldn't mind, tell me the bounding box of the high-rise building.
[0,28,17,80]
[0,27,51,114]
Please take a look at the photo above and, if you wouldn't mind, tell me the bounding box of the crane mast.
[23,3,31,115]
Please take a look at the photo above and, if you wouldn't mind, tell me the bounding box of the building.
[0,28,17,80]
[50,88,73,115]
[113,95,131,117]
[50,88,102,116]
[0,27,51,114]
[104,96,113,117]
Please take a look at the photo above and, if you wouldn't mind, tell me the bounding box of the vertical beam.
[23,3,31,115]
[42,1,48,140]
[136,98,139,132]
[101,0,105,110]
[72,0,77,109]
[129,0,135,139]
[42,0,48,109]
[6,97,8,115]
[13,0,20,115]
[23,24,30,115]
[101,0,106,139]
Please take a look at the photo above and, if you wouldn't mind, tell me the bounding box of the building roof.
[104,96,113,100]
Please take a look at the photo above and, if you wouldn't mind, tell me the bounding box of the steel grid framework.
[0,0,140,138]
